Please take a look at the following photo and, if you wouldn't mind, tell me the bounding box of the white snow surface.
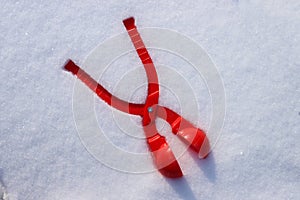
[0,0,299,199]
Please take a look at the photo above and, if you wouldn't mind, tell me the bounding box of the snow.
[0,0,299,199]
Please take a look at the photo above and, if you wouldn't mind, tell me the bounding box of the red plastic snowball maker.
[64,17,210,178]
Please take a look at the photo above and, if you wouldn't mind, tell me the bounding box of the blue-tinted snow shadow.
[189,150,216,182]
[0,169,5,187]
[165,177,198,200]
[0,169,3,182]
[164,151,216,199]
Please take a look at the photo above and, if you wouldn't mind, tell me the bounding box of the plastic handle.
[123,17,159,107]
[63,59,144,115]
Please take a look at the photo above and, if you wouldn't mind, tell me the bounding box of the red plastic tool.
[64,17,210,178]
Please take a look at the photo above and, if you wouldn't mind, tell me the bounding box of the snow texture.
[0,185,4,200]
[0,181,7,200]
[0,0,299,199]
